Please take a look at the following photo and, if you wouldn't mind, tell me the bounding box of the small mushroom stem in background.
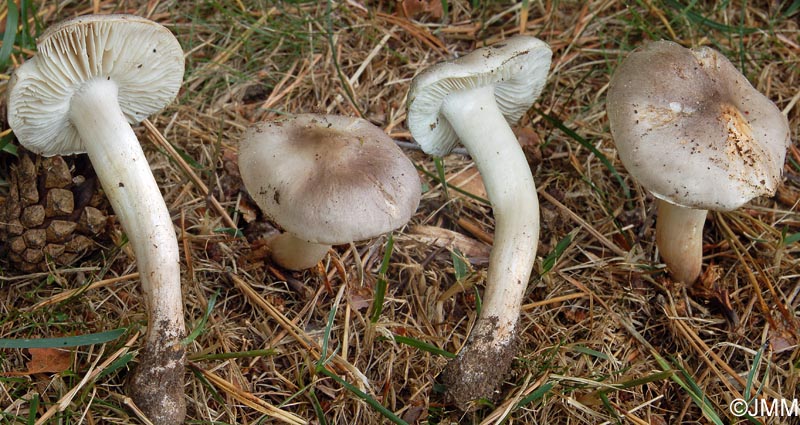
[655,199,708,284]
[268,233,331,271]
[439,85,539,405]
[69,79,185,423]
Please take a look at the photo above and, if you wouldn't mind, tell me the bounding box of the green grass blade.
[451,248,469,282]
[96,352,135,380]
[0,0,20,69]
[318,281,345,367]
[0,328,126,348]
[599,391,621,423]
[536,108,631,200]
[0,133,19,156]
[182,290,219,345]
[393,334,455,358]
[26,393,38,425]
[18,0,36,50]
[669,357,724,424]
[663,0,760,33]
[325,0,362,117]
[541,232,573,274]
[189,364,227,406]
[789,157,800,174]
[744,343,762,398]
[190,349,276,362]
[415,165,489,205]
[516,381,554,408]
[370,234,395,323]
[307,389,327,425]
[316,367,408,425]
[572,344,609,361]
[213,227,244,237]
[744,342,769,401]
[434,157,450,201]
[278,379,312,409]
[474,284,483,316]
[784,0,800,17]
[606,370,673,390]
[782,231,800,246]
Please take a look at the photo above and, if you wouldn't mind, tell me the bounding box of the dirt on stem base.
[129,335,187,425]
[442,316,518,409]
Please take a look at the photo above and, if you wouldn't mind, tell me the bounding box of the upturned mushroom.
[607,40,790,284]
[7,15,187,424]
[406,35,552,406]
[238,114,421,271]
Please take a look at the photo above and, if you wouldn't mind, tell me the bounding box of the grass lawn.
[0,0,798,423]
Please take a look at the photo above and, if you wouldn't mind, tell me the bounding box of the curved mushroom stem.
[655,198,707,284]
[268,232,331,270]
[69,79,185,424]
[439,85,540,406]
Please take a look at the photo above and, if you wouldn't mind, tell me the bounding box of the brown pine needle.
[538,188,626,257]
[522,292,587,311]
[30,273,139,311]
[227,271,371,390]
[142,119,237,230]
[188,363,306,425]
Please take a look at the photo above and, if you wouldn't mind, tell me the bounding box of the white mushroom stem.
[268,232,331,270]
[441,85,540,350]
[655,199,708,284]
[69,79,185,413]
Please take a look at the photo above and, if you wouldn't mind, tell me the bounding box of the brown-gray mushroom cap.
[239,114,421,244]
[7,14,184,156]
[607,40,790,211]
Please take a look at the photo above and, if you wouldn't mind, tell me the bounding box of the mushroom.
[238,114,421,271]
[7,15,187,424]
[406,35,552,406]
[607,40,790,284]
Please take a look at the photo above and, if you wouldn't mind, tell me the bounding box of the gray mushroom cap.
[7,14,184,156]
[607,40,790,211]
[239,114,421,245]
[406,35,552,156]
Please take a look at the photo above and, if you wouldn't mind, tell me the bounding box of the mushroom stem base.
[442,317,518,408]
[129,342,187,424]
[268,233,331,270]
[655,199,708,284]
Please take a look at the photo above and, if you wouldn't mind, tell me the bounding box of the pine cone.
[0,149,111,273]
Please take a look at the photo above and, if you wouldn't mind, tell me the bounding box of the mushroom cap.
[239,114,421,245]
[407,35,552,156]
[607,40,790,211]
[7,14,185,156]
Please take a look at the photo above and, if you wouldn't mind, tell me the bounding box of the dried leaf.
[446,167,487,200]
[238,198,259,224]
[409,225,490,261]
[27,347,72,374]
[348,286,373,311]
[397,0,443,19]
[769,324,797,354]
[514,126,543,166]
[4,347,72,376]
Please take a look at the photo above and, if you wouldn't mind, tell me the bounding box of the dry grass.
[0,0,799,424]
